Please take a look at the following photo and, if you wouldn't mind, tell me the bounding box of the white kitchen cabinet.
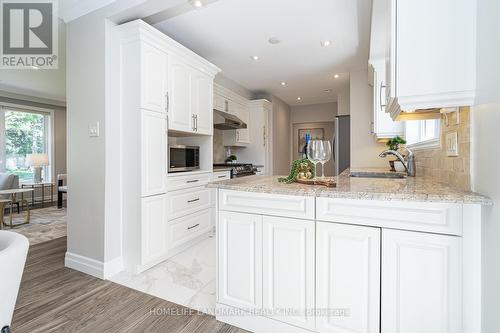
[168,56,215,135]
[218,211,262,310]
[191,70,213,135]
[316,222,380,333]
[369,60,403,139]
[263,216,315,330]
[382,229,462,333]
[141,42,168,113]
[214,92,230,113]
[384,0,476,118]
[168,56,192,132]
[140,194,168,268]
[141,110,167,197]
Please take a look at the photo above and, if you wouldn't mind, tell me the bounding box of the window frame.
[404,119,441,151]
[0,102,55,183]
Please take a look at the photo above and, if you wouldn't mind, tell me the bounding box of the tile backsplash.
[213,129,226,163]
[413,106,471,191]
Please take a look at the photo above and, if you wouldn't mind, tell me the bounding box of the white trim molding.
[406,138,441,151]
[65,252,123,280]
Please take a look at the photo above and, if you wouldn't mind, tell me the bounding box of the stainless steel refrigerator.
[333,115,350,175]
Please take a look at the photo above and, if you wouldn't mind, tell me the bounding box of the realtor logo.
[1,0,58,69]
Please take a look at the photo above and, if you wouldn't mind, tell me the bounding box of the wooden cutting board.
[296,178,336,187]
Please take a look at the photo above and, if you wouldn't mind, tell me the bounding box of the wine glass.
[307,140,321,179]
[318,140,332,178]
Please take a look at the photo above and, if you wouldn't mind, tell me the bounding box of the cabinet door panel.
[168,57,192,132]
[141,110,166,196]
[316,222,380,333]
[141,195,167,266]
[218,211,262,310]
[141,43,167,113]
[382,229,462,333]
[263,216,315,330]
[191,71,213,135]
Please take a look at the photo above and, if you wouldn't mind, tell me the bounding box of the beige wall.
[290,102,337,123]
[349,69,387,168]
[272,96,291,175]
[413,107,471,190]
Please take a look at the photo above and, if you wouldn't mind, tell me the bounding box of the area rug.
[4,206,67,245]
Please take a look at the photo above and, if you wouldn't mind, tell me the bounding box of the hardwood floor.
[12,237,248,333]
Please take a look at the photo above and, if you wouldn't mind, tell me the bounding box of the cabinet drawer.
[167,172,211,192]
[219,189,315,220]
[316,197,462,235]
[168,209,210,249]
[166,186,211,220]
[212,170,231,181]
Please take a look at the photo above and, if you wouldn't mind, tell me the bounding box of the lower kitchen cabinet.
[218,211,262,310]
[263,216,315,330]
[381,229,462,333]
[140,194,168,267]
[316,222,380,333]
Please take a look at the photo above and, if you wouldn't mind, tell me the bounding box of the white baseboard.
[216,303,313,333]
[64,251,123,280]
[65,251,104,279]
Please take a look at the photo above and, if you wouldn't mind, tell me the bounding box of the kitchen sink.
[350,171,406,179]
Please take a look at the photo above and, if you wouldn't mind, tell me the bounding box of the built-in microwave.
[168,145,200,173]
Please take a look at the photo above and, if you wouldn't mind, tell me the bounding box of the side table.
[21,182,55,208]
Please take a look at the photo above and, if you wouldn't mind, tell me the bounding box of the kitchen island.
[208,170,490,333]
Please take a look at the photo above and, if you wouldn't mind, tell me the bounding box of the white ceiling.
[155,0,372,105]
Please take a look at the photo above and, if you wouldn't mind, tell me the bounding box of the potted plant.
[225,154,237,163]
[385,136,407,171]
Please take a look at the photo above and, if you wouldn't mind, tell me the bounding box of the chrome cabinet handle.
[165,92,169,113]
[195,115,198,131]
[380,82,387,109]
[224,100,229,112]
[187,223,200,230]
[186,179,199,183]
[192,114,196,131]
[236,131,240,141]
[187,198,200,203]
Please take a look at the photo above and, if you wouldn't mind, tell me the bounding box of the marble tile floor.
[110,235,217,315]
[4,206,67,245]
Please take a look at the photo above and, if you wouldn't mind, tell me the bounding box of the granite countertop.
[207,168,492,205]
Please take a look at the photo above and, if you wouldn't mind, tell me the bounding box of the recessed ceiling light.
[188,0,204,8]
[324,89,332,93]
[297,97,302,101]
[251,55,260,61]
[333,74,340,79]
[268,37,281,45]
[280,81,287,86]
[31,66,39,70]
[320,40,332,47]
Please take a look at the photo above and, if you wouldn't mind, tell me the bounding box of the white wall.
[214,74,253,100]
[472,0,500,331]
[290,102,337,123]
[349,69,387,168]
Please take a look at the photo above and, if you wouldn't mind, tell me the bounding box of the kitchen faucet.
[379,147,416,177]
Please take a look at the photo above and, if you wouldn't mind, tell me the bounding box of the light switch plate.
[88,122,100,137]
[446,131,459,156]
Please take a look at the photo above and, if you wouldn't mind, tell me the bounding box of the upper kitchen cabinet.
[191,70,213,135]
[369,60,404,139]
[168,56,217,135]
[381,0,476,120]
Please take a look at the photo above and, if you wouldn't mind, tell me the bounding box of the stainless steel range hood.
[213,109,247,130]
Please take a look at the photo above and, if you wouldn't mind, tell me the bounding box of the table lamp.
[26,153,49,183]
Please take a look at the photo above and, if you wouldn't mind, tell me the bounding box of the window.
[405,119,441,147]
[0,105,53,183]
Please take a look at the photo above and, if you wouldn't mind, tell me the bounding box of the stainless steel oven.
[168,145,200,173]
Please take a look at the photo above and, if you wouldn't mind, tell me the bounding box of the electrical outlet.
[446,131,459,156]
[88,122,100,137]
